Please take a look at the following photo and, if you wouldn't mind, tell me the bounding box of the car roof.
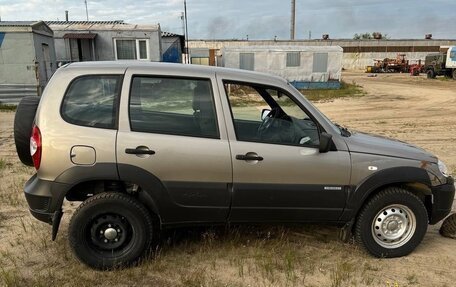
[64,61,288,85]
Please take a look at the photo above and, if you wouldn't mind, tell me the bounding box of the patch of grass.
[437,76,454,82]
[330,260,356,287]
[300,81,365,102]
[0,104,16,112]
[0,158,6,170]
[0,267,22,287]
[406,273,418,285]
[0,179,26,207]
[180,267,208,287]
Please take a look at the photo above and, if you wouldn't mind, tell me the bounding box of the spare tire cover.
[14,96,40,166]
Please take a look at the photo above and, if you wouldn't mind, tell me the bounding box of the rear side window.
[61,75,121,129]
[129,76,219,138]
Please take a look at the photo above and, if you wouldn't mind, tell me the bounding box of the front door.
[116,70,232,224]
[221,81,351,222]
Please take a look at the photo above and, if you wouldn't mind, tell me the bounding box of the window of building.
[239,53,255,70]
[138,40,148,59]
[114,39,150,60]
[61,75,121,129]
[191,57,210,65]
[286,52,300,67]
[313,53,328,73]
[129,76,219,138]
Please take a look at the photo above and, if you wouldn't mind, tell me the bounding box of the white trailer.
[221,46,343,89]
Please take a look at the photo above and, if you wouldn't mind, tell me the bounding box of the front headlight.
[438,159,450,177]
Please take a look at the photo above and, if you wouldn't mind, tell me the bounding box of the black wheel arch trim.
[339,166,431,222]
[116,163,166,221]
[53,163,164,222]
[52,163,231,226]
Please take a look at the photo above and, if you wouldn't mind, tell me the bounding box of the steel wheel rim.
[371,204,416,249]
[88,213,133,253]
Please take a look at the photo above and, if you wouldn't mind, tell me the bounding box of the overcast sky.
[0,0,455,40]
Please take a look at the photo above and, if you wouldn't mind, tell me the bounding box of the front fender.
[339,166,431,221]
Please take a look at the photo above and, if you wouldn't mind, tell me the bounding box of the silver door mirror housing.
[261,109,271,120]
[319,132,333,153]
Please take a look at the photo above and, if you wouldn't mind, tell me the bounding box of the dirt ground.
[0,72,455,287]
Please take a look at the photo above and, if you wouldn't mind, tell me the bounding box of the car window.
[129,76,219,138]
[224,81,320,146]
[266,89,310,120]
[61,75,121,129]
[225,84,269,122]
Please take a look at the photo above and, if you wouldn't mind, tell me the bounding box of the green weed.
[301,81,365,102]
[0,104,16,112]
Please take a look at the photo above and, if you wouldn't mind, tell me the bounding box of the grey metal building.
[161,31,184,63]
[46,21,162,63]
[189,39,456,70]
[0,21,57,103]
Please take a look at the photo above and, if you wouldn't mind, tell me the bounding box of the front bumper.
[429,176,455,224]
[24,174,69,224]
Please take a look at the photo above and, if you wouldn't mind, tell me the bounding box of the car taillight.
[30,125,42,170]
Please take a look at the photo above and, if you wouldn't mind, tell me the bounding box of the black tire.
[69,192,155,270]
[14,96,40,166]
[440,213,456,239]
[426,69,435,79]
[452,69,456,80]
[355,187,428,258]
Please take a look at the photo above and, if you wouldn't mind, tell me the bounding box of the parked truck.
[366,54,410,73]
[424,46,456,79]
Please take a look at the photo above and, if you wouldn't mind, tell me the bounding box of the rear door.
[116,67,232,224]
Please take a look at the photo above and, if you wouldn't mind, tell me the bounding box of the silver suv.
[14,62,454,269]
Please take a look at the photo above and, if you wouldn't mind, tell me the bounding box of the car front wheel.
[355,187,428,258]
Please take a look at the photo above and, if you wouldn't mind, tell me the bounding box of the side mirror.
[261,109,271,120]
[319,132,333,153]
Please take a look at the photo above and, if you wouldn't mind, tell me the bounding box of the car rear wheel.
[355,187,428,258]
[14,96,40,166]
[69,192,155,270]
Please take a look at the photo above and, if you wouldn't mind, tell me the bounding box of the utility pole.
[84,0,89,21]
[181,12,185,37]
[180,12,186,63]
[184,0,189,64]
[290,0,296,40]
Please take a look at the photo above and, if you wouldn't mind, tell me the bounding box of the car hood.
[343,132,437,163]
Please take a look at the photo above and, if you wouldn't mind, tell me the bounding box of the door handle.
[125,148,155,155]
[236,153,263,161]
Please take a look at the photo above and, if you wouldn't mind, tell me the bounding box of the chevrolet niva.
[14,62,454,269]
